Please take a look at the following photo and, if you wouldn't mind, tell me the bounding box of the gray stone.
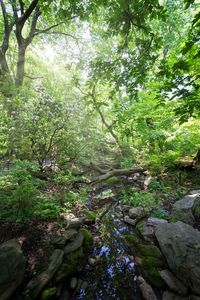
[64,232,84,254]
[171,192,200,225]
[0,239,26,300]
[27,249,64,298]
[70,277,78,289]
[156,221,200,295]
[129,206,146,220]
[162,291,188,300]
[124,215,136,226]
[136,221,155,241]
[67,218,83,229]
[63,229,78,241]
[148,217,168,226]
[159,269,187,296]
[51,236,67,247]
[138,276,157,300]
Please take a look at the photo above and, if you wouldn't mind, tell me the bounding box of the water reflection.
[73,207,137,300]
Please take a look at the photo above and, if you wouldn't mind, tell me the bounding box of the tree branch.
[19,0,39,28]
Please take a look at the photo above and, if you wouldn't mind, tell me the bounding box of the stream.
[73,186,140,300]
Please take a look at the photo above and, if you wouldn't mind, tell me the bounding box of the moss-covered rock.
[140,256,165,289]
[55,247,84,283]
[137,244,162,259]
[41,287,57,300]
[123,233,139,248]
[80,228,94,251]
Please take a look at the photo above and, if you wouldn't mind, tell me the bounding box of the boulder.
[129,206,147,221]
[171,191,200,225]
[124,216,137,226]
[155,221,200,295]
[63,229,78,241]
[162,291,188,300]
[67,218,83,229]
[64,232,84,254]
[138,276,157,300]
[136,218,167,241]
[0,239,26,300]
[159,269,187,296]
[26,249,64,298]
[51,236,67,248]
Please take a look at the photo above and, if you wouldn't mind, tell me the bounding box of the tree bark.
[15,44,27,87]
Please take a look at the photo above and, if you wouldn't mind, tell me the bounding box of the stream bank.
[1,177,200,300]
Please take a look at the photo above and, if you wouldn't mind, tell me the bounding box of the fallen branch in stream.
[90,166,144,185]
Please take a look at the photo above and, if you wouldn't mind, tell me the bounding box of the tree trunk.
[15,45,27,87]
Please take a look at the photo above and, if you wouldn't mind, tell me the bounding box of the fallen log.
[91,166,144,185]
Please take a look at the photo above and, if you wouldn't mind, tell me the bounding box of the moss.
[41,287,57,300]
[80,228,93,250]
[55,247,83,282]
[137,244,162,258]
[105,176,121,184]
[84,210,96,222]
[140,256,165,289]
[123,233,139,247]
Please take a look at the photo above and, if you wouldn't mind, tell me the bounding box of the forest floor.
[1,167,200,299]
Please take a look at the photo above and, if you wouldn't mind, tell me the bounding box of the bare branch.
[19,0,25,15]
[24,74,43,80]
[19,0,39,28]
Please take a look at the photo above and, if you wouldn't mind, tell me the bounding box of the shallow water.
[73,205,138,300]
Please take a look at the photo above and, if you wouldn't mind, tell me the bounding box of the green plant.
[0,160,41,222]
[120,190,160,208]
[152,209,169,219]
[34,195,62,219]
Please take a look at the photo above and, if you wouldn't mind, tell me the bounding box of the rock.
[88,257,97,266]
[138,276,157,300]
[26,249,64,298]
[51,236,67,248]
[63,229,78,241]
[171,192,200,225]
[0,239,26,300]
[64,232,84,254]
[136,221,155,241]
[55,248,83,282]
[137,244,162,259]
[80,228,93,250]
[147,217,168,226]
[129,206,146,220]
[155,221,200,295]
[124,216,137,226]
[162,290,188,300]
[41,287,57,300]
[136,218,168,241]
[159,269,187,296]
[70,277,78,289]
[81,281,89,289]
[67,218,83,229]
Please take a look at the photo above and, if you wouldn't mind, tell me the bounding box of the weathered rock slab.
[138,276,157,300]
[156,221,200,295]
[27,249,64,298]
[64,232,84,254]
[171,191,200,225]
[162,291,188,300]
[159,269,187,296]
[0,239,26,300]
